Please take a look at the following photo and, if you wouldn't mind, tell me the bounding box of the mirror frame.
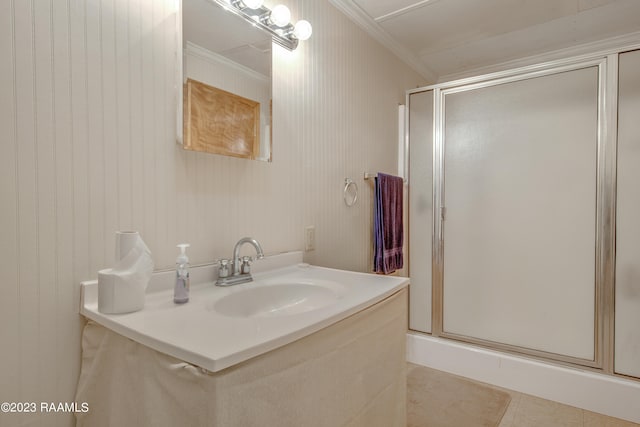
[176,1,184,145]
[176,0,293,149]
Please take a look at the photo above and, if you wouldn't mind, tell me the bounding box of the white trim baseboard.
[407,333,640,424]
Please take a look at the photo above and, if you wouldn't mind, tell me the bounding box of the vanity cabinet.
[75,288,408,426]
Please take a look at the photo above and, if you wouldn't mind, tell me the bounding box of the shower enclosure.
[408,48,640,379]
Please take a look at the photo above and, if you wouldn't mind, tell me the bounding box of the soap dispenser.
[174,244,190,304]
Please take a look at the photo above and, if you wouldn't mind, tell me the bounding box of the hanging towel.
[374,173,404,274]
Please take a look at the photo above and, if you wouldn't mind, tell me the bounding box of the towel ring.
[343,178,358,207]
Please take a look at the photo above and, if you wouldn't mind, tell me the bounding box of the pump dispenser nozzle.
[177,243,190,258]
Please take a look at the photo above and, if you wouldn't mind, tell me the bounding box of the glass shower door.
[408,89,434,333]
[615,49,640,378]
[440,67,599,362]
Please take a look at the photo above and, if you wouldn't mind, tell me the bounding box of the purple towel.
[374,173,404,274]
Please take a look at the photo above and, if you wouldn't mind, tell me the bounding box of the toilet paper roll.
[115,231,140,262]
[98,231,154,314]
[98,269,146,314]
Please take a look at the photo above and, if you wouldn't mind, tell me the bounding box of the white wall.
[0,0,424,425]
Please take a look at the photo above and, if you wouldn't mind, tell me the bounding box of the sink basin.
[80,253,410,372]
[211,281,346,318]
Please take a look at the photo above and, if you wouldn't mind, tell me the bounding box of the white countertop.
[80,253,409,372]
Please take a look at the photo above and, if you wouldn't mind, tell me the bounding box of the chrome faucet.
[232,237,264,275]
[216,237,264,286]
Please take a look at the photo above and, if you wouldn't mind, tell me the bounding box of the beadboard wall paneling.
[0,0,19,422]
[275,0,422,272]
[0,0,178,426]
[0,0,423,425]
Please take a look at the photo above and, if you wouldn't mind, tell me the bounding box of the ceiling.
[330,0,640,81]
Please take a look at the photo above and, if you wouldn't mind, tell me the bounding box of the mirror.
[180,0,273,161]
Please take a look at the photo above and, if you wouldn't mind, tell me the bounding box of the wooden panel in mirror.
[183,78,260,159]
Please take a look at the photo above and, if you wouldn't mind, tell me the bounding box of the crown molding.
[185,41,270,83]
[437,31,640,83]
[329,2,640,85]
[374,0,444,23]
[329,0,437,82]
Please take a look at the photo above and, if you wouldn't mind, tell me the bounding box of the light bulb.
[293,20,312,40]
[242,0,264,9]
[270,4,291,27]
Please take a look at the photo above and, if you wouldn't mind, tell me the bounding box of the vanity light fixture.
[269,4,291,27]
[222,0,312,50]
[293,19,312,41]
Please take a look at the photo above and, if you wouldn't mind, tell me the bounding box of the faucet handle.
[240,256,253,274]
[218,259,231,278]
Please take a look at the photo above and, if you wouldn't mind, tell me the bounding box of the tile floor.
[498,390,639,427]
[409,364,639,427]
